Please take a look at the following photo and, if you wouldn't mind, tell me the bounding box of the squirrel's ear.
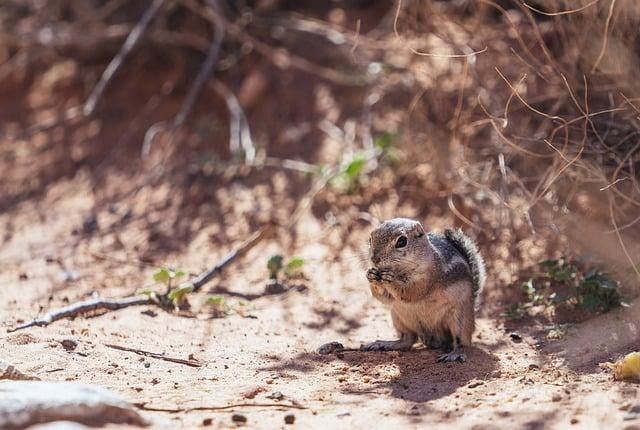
[414,222,425,237]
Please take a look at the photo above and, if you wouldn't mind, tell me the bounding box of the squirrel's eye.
[395,236,408,248]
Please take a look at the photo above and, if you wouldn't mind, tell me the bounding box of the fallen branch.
[104,343,202,367]
[134,402,307,413]
[8,296,152,333]
[8,224,272,332]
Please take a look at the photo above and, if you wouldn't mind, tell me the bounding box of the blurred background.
[1,0,639,346]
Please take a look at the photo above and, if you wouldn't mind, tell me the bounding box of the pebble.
[202,418,213,426]
[284,414,295,424]
[232,414,247,423]
[61,339,78,351]
[268,391,284,400]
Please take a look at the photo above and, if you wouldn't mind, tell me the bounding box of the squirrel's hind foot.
[437,350,466,363]
[361,333,416,352]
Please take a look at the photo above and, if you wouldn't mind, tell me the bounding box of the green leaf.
[374,132,395,152]
[520,279,535,297]
[173,270,186,279]
[267,255,284,279]
[343,156,366,181]
[538,259,558,269]
[205,295,225,305]
[153,267,171,284]
[167,283,194,303]
[153,267,186,284]
[284,257,305,277]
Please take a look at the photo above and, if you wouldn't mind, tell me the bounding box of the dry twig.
[104,343,202,367]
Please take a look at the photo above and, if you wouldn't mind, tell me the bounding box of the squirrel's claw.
[366,268,381,282]
[379,269,395,282]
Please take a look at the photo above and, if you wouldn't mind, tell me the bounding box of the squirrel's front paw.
[367,268,382,282]
[379,269,395,282]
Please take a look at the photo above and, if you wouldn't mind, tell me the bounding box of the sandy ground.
[1,170,639,430]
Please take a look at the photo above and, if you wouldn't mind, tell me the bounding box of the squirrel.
[362,218,485,363]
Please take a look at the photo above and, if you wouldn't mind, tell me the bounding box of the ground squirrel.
[362,218,485,362]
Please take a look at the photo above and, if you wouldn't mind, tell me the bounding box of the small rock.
[19,273,28,280]
[509,332,523,343]
[61,339,78,351]
[467,381,484,389]
[528,364,540,370]
[552,394,562,402]
[284,413,295,424]
[143,362,150,369]
[317,342,344,355]
[202,417,213,426]
[27,421,90,429]
[571,418,579,424]
[231,413,247,423]
[267,391,284,400]
[0,381,146,428]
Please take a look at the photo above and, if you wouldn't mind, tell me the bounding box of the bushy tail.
[444,228,486,300]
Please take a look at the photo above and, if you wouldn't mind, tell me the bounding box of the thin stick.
[135,402,307,413]
[591,0,617,73]
[104,343,202,367]
[523,0,600,16]
[210,80,255,164]
[8,296,152,332]
[393,0,486,58]
[83,0,165,116]
[172,0,225,129]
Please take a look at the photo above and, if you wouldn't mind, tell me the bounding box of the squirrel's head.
[369,218,432,271]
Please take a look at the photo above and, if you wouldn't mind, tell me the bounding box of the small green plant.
[167,283,194,305]
[502,258,625,324]
[577,271,625,312]
[332,154,367,193]
[539,259,577,282]
[267,254,305,280]
[284,257,305,278]
[267,255,284,280]
[153,267,186,290]
[151,266,193,308]
[204,294,230,317]
[374,132,399,162]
